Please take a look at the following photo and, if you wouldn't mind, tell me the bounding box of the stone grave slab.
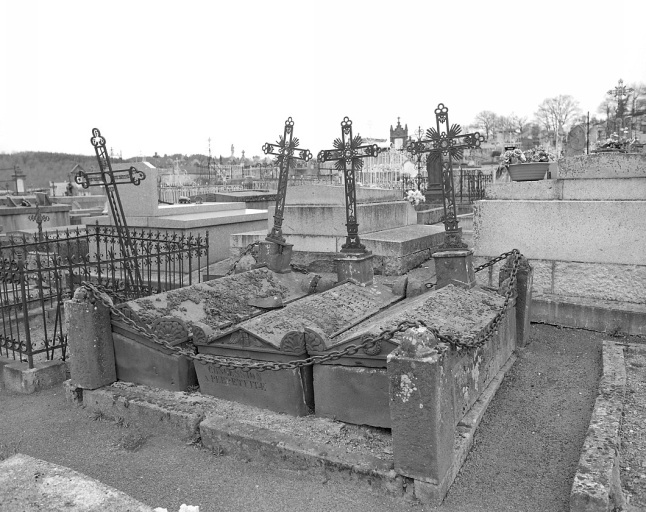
[110,268,310,393]
[309,285,514,428]
[194,280,403,416]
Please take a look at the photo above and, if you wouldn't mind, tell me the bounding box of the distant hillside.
[0,152,270,190]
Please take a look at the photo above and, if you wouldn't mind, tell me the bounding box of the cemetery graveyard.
[3,105,645,509]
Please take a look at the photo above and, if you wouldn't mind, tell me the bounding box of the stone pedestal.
[64,289,117,389]
[433,249,476,290]
[335,252,374,286]
[499,255,534,347]
[256,240,293,273]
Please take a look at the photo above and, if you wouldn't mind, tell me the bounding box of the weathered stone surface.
[256,240,293,273]
[499,255,534,347]
[532,293,646,336]
[64,292,116,390]
[335,252,374,286]
[235,281,400,351]
[388,304,516,488]
[2,360,67,394]
[111,332,198,391]
[474,200,646,266]
[314,365,390,427]
[124,268,307,337]
[553,260,646,304]
[486,177,646,202]
[570,341,626,512]
[557,153,646,179]
[433,249,476,290]
[195,363,313,416]
[0,454,153,512]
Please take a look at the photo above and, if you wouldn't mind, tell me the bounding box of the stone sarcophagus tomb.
[308,285,516,428]
[193,280,404,415]
[110,268,311,392]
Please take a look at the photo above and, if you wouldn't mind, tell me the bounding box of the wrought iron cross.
[76,128,146,290]
[28,204,50,242]
[317,117,380,254]
[262,117,312,245]
[407,103,484,250]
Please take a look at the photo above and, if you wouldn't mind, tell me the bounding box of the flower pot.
[507,162,551,181]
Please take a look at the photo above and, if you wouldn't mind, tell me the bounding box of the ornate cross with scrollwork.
[28,205,50,242]
[407,103,485,250]
[262,118,312,245]
[76,128,146,291]
[317,117,380,254]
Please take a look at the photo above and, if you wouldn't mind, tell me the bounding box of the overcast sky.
[1,0,645,160]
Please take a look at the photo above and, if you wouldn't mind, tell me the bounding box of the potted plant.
[497,146,555,181]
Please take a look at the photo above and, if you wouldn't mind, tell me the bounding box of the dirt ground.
[3,323,640,512]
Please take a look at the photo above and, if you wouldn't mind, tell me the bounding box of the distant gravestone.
[565,125,586,157]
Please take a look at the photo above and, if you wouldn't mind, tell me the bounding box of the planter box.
[508,162,551,181]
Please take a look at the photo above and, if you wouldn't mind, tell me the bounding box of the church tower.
[390,117,409,149]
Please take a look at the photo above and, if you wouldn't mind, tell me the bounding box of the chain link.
[226,242,260,276]
[80,249,521,371]
[473,250,519,274]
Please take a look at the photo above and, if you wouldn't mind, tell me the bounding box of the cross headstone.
[262,118,312,245]
[406,103,485,251]
[257,117,312,273]
[75,128,146,292]
[28,204,50,242]
[317,117,381,255]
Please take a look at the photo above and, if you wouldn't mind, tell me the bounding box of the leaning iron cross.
[262,117,312,245]
[317,117,380,254]
[75,128,146,292]
[407,103,484,250]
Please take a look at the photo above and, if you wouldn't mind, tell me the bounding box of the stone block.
[314,365,390,427]
[2,360,67,394]
[63,379,84,404]
[64,292,116,390]
[433,249,476,290]
[111,332,198,392]
[256,240,293,273]
[335,252,374,286]
[557,153,646,179]
[473,200,646,266]
[195,363,313,417]
[553,261,646,304]
[388,308,516,488]
[0,454,154,512]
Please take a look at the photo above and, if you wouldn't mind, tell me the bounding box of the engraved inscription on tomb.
[201,366,267,391]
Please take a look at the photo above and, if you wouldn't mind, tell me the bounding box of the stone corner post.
[64,287,117,389]
[387,327,454,505]
[499,254,533,347]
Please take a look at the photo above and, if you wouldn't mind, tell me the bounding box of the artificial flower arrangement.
[405,189,425,206]
[500,146,555,167]
[595,132,636,151]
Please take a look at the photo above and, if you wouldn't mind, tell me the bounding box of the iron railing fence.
[0,225,209,368]
[402,168,492,204]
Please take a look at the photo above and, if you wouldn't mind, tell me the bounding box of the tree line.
[469,81,646,150]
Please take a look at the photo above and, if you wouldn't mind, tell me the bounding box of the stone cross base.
[257,240,293,274]
[432,249,476,290]
[335,252,374,286]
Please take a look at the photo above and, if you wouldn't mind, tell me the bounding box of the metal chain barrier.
[80,249,521,372]
[226,241,260,276]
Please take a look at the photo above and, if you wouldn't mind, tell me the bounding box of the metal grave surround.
[308,285,514,428]
[194,280,403,415]
[110,268,310,394]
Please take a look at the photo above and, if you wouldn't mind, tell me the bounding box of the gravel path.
[0,324,611,511]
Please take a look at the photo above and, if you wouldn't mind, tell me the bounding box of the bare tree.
[473,111,498,141]
[535,95,582,148]
[628,82,646,115]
